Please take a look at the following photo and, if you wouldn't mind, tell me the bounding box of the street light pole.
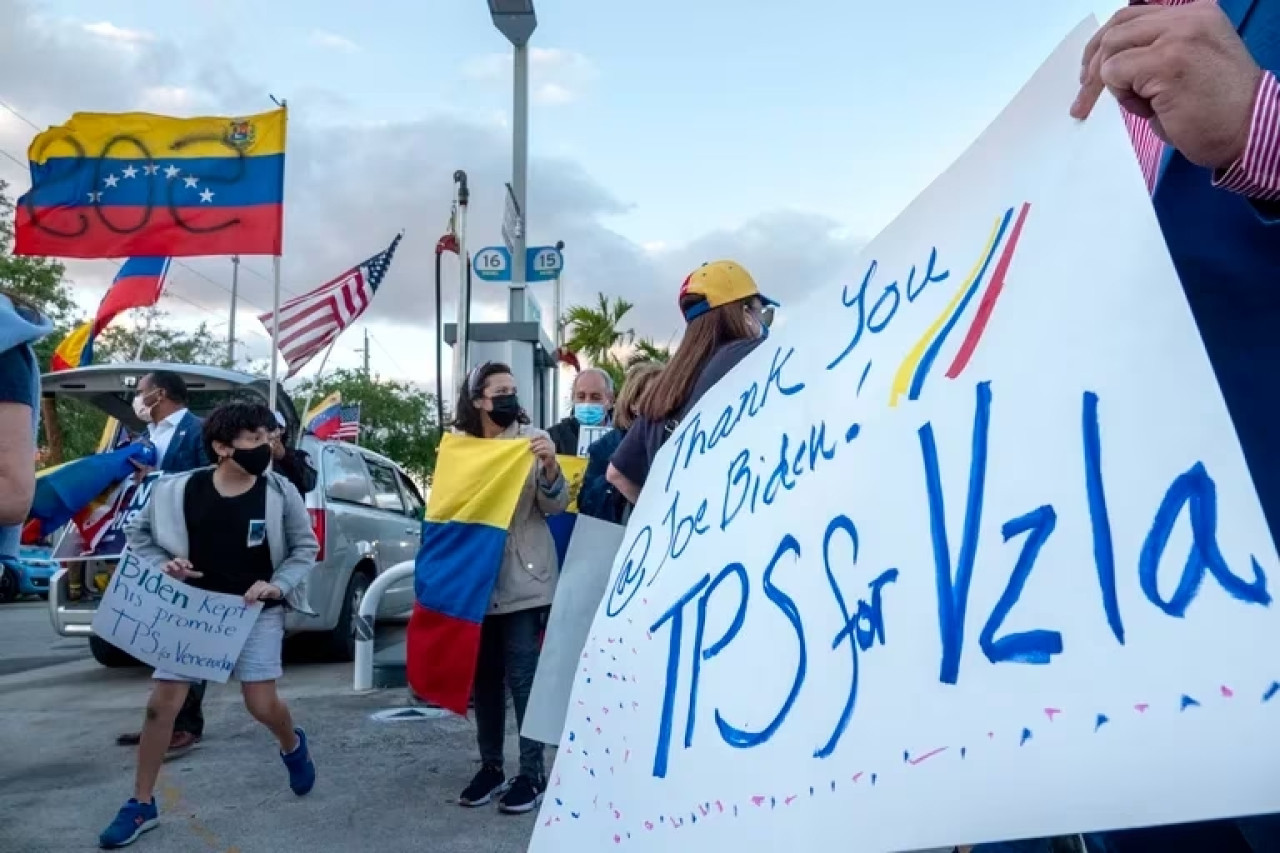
[487,0,537,322]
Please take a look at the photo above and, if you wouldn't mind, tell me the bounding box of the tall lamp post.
[487,0,536,321]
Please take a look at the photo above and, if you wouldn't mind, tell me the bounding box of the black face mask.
[231,444,273,477]
[488,394,522,428]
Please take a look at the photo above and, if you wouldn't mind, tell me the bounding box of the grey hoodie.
[125,468,319,615]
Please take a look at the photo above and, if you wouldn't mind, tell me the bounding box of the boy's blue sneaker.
[99,798,158,849]
[281,727,316,795]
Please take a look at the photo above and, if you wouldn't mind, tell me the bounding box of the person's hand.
[1071,2,1263,170]
[529,435,559,476]
[244,580,282,604]
[129,458,155,482]
[162,558,202,581]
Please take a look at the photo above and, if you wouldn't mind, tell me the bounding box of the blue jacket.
[0,294,52,559]
[157,411,208,474]
[578,428,628,524]
[1155,0,1280,544]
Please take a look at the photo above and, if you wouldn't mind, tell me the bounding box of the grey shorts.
[153,606,285,684]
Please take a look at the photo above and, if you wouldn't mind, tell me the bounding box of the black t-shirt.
[610,337,763,489]
[182,469,279,605]
[0,345,37,407]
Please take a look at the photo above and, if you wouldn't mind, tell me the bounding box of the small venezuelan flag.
[304,392,343,440]
[407,434,535,714]
[15,109,286,258]
[50,256,171,371]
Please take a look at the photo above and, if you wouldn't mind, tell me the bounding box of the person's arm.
[577,433,616,520]
[606,464,642,506]
[271,477,320,596]
[0,346,37,526]
[123,486,175,567]
[1213,71,1280,220]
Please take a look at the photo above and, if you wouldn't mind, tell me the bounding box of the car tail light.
[308,508,326,562]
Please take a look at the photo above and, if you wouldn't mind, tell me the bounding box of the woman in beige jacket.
[452,361,569,816]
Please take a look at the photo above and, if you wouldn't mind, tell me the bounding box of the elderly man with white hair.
[547,367,615,456]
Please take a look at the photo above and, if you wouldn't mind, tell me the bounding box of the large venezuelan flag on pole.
[15,109,286,258]
[407,434,534,714]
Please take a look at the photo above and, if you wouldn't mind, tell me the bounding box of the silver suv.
[44,363,420,664]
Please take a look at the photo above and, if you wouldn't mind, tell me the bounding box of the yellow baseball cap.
[679,260,778,322]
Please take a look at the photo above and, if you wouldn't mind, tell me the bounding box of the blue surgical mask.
[575,403,607,426]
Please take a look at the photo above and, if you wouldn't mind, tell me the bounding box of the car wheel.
[0,566,17,603]
[324,570,372,663]
[89,635,143,668]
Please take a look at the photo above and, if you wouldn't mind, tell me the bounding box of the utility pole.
[228,255,240,367]
[362,328,370,376]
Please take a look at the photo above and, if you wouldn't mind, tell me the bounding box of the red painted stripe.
[13,204,282,258]
[406,604,482,716]
[944,202,1032,380]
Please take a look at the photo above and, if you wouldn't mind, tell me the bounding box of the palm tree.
[629,338,671,366]
[562,294,636,388]
[563,294,635,363]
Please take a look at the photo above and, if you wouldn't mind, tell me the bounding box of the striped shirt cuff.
[1214,71,1280,202]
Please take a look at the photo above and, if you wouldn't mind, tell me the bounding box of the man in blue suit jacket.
[1067,2,1280,851]
[116,370,211,757]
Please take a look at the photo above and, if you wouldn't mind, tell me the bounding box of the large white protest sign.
[524,515,628,745]
[530,18,1280,852]
[92,550,263,683]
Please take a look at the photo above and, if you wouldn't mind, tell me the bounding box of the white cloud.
[310,30,359,53]
[463,47,597,106]
[81,21,153,45]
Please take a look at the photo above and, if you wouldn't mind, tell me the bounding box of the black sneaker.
[498,774,545,814]
[458,764,507,807]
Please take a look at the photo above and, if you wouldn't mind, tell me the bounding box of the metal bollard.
[352,560,415,692]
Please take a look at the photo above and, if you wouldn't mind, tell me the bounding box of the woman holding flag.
[451,361,569,816]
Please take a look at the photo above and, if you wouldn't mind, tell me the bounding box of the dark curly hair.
[202,400,278,462]
[452,361,529,438]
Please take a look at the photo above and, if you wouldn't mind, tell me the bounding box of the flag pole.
[296,336,339,429]
[267,94,287,410]
[268,255,282,409]
[132,308,155,361]
[228,255,240,367]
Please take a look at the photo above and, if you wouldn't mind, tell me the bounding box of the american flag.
[335,404,361,441]
[259,234,402,378]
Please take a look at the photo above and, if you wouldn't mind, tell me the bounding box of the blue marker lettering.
[1082,391,1124,644]
[716,535,807,748]
[1139,462,1271,616]
[979,505,1063,665]
[649,574,712,778]
[920,381,992,685]
[685,563,750,749]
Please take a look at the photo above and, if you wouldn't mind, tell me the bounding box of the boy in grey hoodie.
[99,401,319,849]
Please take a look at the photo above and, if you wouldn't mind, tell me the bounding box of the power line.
[0,97,41,131]
[366,328,411,378]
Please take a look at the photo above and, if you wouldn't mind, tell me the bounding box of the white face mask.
[132,392,156,422]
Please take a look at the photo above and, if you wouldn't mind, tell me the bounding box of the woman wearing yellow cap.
[606,260,776,503]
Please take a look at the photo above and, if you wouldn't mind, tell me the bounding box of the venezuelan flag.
[304,392,343,440]
[49,257,172,371]
[27,442,157,539]
[407,434,534,714]
[15,109,285,258]
[50,322,94,371]
[546,454,588,567]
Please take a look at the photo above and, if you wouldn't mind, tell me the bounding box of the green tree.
[293,368,442,481]
[629,338,672,366]
[94,312,228,365]
[563,293,638,388]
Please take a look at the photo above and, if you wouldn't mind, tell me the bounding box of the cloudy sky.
[0,0,1124,391]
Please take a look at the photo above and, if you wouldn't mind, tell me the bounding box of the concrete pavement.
[0,603,539,853]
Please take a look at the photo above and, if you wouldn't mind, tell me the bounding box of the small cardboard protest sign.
[523,515,627,745]
[577,425,609,458]
[530,17,1280,853]
[92,550,263,683]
